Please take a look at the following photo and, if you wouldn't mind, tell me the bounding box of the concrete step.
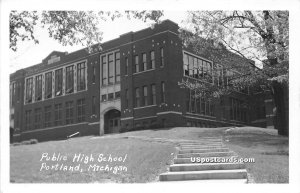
[159,169,247,181]
[180,140,223,143]
[177,151,236,158]
[179,148,230,154]
[174,156,239,164]
[180,144,224,148]
[159,179,247,183]
[169,163,246,172]
[180,145,225,149]
[197,137,222,139]
[179,142,223,145]
[182,139,222,141]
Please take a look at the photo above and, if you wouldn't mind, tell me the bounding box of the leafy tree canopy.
[10,10,164,52]
[178,11,288,97]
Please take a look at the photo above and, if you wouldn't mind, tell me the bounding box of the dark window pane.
[77,62,86,91]
[66,65,74,94]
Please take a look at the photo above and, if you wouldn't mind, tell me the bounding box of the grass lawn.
[223,127,289,183]
[10,137,176,183]
[10,126,288,183]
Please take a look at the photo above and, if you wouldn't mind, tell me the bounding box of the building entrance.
[104,109,121,134]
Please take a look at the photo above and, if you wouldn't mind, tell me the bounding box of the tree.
[10,10,163,52]
[179,11,289,136]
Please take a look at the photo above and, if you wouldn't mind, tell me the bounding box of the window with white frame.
[25,77,33,103]
[150,51,155,69]
[77,62,86,91]
[115,52,120,82]
[66,65,74,94]
[55,69,63,96]
[45,71,52,99]
[35,75,42,101]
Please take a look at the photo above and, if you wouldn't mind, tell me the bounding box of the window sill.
[101,83,120,88]
[183,75,214,85]
[133,68,155,75]
[101,98,121,103]
[134,104,157,110]
[186,112,216,118]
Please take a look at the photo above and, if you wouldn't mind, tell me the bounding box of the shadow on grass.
[225,133,288,148]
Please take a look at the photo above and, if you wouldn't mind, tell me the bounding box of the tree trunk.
[271,81,289,136]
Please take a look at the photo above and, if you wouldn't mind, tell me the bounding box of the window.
[45,72,52,99]
[34,108,42,129]
[102,56,107,85]
[92,96,96,115]
[184,53,189,76]
[55,69,63,96]
[25,77,33,103]
[66,65,74,94]
[150,51,155,69]
[77,62,86,91]
[108,54,114,84]
[230,98,245,121]
[115,91,120,99]
[196,96,201,114]
[207,62,212,82]
[186,90,212,115]
[142,53,147,71]
[134,55,139,73]
[35,75,42,101]
[150,84,156,105]
[66,101,74,125]
[10,82,16,106]
[161,81,165,103]
[92,65,96,83]
[12,82,16,104]
[183,53,214,83]
[77,99,85,122]
[125,89,129,108]
[17,82,21,102]
[53,103,63,126]
[115,52,120,82]
[108,93,114,101]
[25,110,32,130]
[205,100,209,115]
[188,55,193,77]
[125,57,129,75]
[198,59,203,78]
[201,97,205,114]
[142,86,148,106]
[101,94,107,102]
[160,48,165,67]
[193,58,198,79]
[215,64,222,86]
[135,88,140,107]
[44,106,51,128]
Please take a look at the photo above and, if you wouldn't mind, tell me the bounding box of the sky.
[9,11,189,73]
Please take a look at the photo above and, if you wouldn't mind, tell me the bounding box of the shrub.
[30,139,38,144]
[12,142,21,146]
[21,140,31,145]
